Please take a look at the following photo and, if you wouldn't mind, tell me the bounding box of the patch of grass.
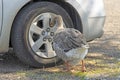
[13,53,120,80]
[69,53,120,79]
[72,71,87,80]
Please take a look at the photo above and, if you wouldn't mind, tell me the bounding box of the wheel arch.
[51,0,83,33]
[33,0,83,33]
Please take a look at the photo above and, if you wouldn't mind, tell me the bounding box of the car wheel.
[11,2,74,67]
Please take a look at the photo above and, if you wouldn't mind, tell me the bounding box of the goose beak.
[82,44,89,49]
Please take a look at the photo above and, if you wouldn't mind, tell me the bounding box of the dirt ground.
[0,0,120,80]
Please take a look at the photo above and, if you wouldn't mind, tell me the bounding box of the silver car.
[0,0,105,67]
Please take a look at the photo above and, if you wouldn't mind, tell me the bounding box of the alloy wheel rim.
[29,13,65,58]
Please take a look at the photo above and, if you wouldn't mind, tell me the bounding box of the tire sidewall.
[12,2,74,67]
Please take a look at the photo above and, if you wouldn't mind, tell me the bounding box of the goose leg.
[64,61,71,71]
[81,60,86,72]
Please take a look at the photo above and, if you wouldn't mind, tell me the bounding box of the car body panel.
[65,0,105,41]
[76,0,105,17]
[87,17,105,41]
[0,0,105,53]
[0,0,2,34]
[0,0,30,52]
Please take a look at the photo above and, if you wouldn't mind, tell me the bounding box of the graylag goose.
[51,15,89,72]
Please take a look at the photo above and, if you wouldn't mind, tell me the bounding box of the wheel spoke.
[32,37,44,52]
[45,42,55,57]
[30,23,42,35]
[43,13,51,29]
[34,15,44,22]
[29,32,34,46]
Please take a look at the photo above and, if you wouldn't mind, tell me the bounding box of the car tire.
[11,2,74,67]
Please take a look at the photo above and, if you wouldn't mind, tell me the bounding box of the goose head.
[50,15,64,30]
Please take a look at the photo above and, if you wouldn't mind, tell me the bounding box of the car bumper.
[86,16,106,41]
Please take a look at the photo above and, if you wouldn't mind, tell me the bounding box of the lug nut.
[46,28,50,32]
[43,38,47,41]
[48,38,52,42]
[42,31,45,35]
[50,32,54,36]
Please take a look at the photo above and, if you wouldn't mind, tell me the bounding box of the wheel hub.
[28,13,65,58]
[42,29,54,42]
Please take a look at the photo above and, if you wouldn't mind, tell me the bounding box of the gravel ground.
[0,0,120,80]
